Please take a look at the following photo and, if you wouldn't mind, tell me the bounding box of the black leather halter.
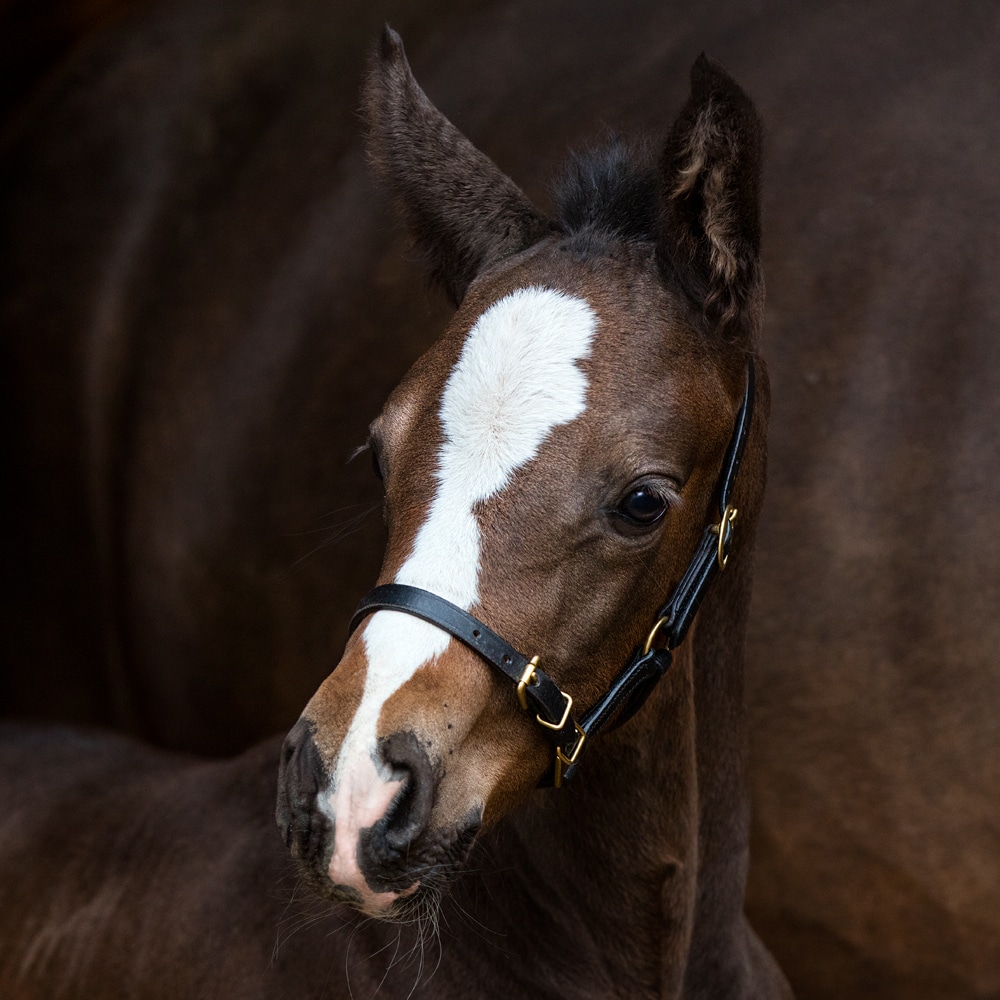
[350,360,755,787]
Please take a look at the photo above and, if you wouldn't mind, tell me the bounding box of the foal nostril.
[275,718,328,861]
[354,732,437,893]
[371,731,436,854]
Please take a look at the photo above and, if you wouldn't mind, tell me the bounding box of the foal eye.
[371,448,384,482]
[616,486,668,527]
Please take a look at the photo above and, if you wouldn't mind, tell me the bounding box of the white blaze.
[365,285,596,691]
[325,287,597,879]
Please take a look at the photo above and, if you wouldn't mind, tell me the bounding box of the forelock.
[552,135,658,249]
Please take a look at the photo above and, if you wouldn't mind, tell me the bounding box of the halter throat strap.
[349,360,756,787]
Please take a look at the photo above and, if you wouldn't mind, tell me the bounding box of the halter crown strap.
[349,359,755,787]
[561,360,755,780]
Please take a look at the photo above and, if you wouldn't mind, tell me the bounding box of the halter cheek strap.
[349,360,755,788]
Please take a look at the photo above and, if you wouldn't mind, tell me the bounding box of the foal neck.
[460,546,759,1000]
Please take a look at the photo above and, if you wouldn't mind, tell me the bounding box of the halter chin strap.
[350,360,756,788]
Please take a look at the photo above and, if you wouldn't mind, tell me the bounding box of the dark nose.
[357,730,436,892]
[275,718,329,863]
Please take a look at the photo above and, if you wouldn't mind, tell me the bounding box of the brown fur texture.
[2,27,792,1000]
[2,1,998,997]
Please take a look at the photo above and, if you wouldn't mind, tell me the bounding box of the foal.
[277,28,790,1000]
[0,28,789,1000]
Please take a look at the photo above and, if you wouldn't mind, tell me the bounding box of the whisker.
[270,868,345,963]
[370,927,403,996]
[288,503,381,569]
[285,501,379,534]
[347,442,371,464]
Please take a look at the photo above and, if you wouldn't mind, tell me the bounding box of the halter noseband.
[349,360,755,787]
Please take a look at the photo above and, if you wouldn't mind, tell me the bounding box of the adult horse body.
[2,1,999,998]
[0,32,791,1000]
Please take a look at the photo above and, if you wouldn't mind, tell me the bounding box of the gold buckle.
[711,505,738,570]
[515,659,583,787]
[553,722,587,788]
[643,616,671,656]
[536,689,573,732]
[516,656,541,711]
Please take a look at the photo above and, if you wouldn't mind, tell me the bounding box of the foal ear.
[657,55,763,343]
[363,27,553,306]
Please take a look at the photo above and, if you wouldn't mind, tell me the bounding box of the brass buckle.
[536,689,573,732]
[553,722,587,788]
[515,659,583,787]
[711,505,738,570]
[516,656,541,711]
[643,616,671,656]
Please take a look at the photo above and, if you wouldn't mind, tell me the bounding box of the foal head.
[277,28,763,917]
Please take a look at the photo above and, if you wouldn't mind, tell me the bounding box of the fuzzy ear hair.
[363,27,553,306]
[657,54,763,343]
